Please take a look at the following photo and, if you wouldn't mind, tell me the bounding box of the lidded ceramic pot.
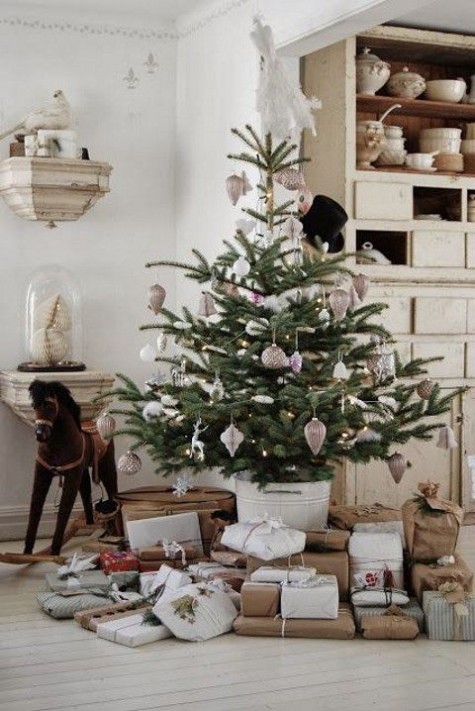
[356,47,390,95]
[387,67,426,98]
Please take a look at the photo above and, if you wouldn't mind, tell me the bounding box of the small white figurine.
[0,90,72,141]
[190,417,208,461]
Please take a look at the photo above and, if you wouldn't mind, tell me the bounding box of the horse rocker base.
[23,380,119,557]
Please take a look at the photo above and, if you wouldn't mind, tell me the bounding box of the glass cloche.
[19,265,85,371]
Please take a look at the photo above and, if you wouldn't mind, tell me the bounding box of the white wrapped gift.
[96,613,171,647]
[140,564,192,599]
[46,570,110,592]
[423,589,475,641]
[154,583,238,642]
[250,566,316,584]
[349,532,404,589]
[353,521,406,549]
[281,575,339,619]
[221,515,306,561]
[351,587,410,607]
[127,512,203,554]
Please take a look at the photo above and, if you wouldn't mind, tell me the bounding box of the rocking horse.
[19,379,118,558]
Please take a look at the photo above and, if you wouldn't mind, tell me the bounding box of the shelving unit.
[302,24,475,512]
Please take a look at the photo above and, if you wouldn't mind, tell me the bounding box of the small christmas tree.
[103,124,462,489]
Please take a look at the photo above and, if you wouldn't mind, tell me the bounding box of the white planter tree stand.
[235,474,331,530]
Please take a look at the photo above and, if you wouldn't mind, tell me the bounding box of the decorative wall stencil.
[144,53,159,73]
[123,69,139,90]
[0,15,176,41]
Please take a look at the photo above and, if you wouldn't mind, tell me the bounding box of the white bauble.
[232,256,251,276]
[142,401,163,421]
[139,344,157,362]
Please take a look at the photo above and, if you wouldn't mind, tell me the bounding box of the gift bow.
[57,553,98,580]
[437,581,469,640]
[161,539,187,566]
[418,480,440,499]
[247,514,289,535]
[288,575,333,589]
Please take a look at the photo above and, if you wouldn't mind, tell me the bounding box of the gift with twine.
[412,554,473,602]
[402,481,463,561]
[424,582,475,641]
[305,529,350,552]
[241,582,280,617]
[328,503,401,531]
[233,603,355,639]
[361,603,419,639]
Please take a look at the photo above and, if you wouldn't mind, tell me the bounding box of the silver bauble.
[261,343,288,369]
[417,378,435,400]
[118,450,142,475]
[274,168,306,191]
[304,418,326,456]
[96,412,116,441]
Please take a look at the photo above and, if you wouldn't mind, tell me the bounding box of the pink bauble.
[304,418,326,456]
[261,344,288,369]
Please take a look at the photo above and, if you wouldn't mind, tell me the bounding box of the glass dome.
[19,265,85,371]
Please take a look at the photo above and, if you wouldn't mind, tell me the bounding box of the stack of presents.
[35,480,475,645]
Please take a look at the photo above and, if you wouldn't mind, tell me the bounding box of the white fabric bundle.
[250,566,316,584]
[140,564,192,600]
[353,521,406,549]
[349,532,404,589]
[221,515,306,561]
[154,583,238,642]
[96,613,171,647]
[351,587,410,607]
[281,575,339,619]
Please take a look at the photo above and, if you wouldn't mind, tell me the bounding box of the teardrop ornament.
[387,452,406,484]
[220,422,244,457]
[328,289,351,321]
[304,417,327,456]
[148,283,166,315]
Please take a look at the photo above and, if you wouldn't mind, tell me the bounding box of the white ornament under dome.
[139,344,156,363]
[118,450,142,475]
[220,422,244,457]
[142,401,163,421]
[232,256,251,277]
[304,417,326,456]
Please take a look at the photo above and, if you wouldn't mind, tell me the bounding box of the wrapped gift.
[46,570,110,592]
[96,612,172,646]
[328,504,401,530]
[241,582,280,617]
[233,604,355,639]
[361,606,419,640]
[350,587,409,608]
[126,512,203,555]
[100,551,139,573]
[411,554,473,602]
[349,532,404,589]
[281,575,339,619]
[210,549,247,568]
[250,566,316,584]
[221,516,306,561]
[423,583,475,641]
[353,599,424,632]
[123,508,219,555]
[353,521,405,549]
[141,564,192,600]
[154,583,237,641]
[402,481,463,561]
[305,529,350,553]
[75,602,151,631]
[138,542,197,563]
[187,562,235,579]
[247,551,349,601]
[108,571,140,591]
[37,589,110,619]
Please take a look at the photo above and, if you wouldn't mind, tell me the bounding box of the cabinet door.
[412,230,465,268]
[414,297,467,335]
[412,342,465,378]
[355,182,412,220]
[352,391,461,507]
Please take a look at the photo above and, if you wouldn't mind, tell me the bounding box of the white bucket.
[234,474,331,531]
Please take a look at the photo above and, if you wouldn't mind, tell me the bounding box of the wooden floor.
[1,531,475,711]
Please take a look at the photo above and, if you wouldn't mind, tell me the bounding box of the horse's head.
[29,379,81,442]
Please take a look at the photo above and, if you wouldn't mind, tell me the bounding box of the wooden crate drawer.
[412,342,465,378]
[365,296,412,334]
[414,297,467,334]
[354,182,412,220]
[412,230,465,268]
[466,233,475,268]
[466,342,475,377]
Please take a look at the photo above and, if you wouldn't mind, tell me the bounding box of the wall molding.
[0,503,81,542]
[177,0,251,38]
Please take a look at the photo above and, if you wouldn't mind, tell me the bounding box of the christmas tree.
[102,124,462,489]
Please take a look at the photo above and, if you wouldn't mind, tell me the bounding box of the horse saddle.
[82,421,110,484]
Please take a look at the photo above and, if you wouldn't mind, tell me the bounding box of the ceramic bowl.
[375,148,407,165]
[420,127,462,139]
[461,139,475,154]
[420,137,461,154]
[384,137,406,151]
[424,79,466,103]
[405,152,437,170]
[384,125,404,139]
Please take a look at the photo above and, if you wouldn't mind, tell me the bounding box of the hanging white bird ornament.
[250,17,320,139]
[220,421,244,457]
[0,90,72,141]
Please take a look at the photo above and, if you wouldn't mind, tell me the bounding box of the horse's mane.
[29,379,81,429]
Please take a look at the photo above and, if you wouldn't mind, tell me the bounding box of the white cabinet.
[355,182,412,221]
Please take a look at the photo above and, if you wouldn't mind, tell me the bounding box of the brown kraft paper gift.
[328,504,401,530]
[233,604,355,639]
[247,550,349,601]
[361,605,419,640]
[402,481,463,561]
[138,543,198,562]
[74,601,147,630]
[305,529,350,552]
[241,582,280,617]
[411,554,473,602]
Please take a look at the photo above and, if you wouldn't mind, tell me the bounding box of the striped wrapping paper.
[423,591,475,640]
[353,599,424,632]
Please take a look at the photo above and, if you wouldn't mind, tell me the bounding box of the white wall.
[0,7,177,538]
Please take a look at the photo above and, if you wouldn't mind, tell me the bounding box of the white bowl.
[420,127,462,139]
[405,152,437,169]
[375,149,407,165]
[420,137,461,154]
[384,137,406,151]
[384,125,404,139]
[461,139,475,155]
[424,79,466,103]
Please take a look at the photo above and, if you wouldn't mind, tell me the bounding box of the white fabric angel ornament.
[250,17,321,140]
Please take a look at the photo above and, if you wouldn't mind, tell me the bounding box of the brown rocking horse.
[24,379,118,556]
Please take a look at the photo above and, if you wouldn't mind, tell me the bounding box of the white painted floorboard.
[0,530,474,711]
